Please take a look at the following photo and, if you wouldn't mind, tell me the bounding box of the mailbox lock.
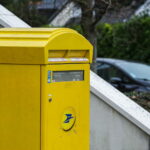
[48,94,52,102]
[48,98,52,102]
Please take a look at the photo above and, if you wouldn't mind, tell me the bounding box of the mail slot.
[0,28,93,150]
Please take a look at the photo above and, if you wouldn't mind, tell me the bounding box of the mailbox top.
[0,28,93,64]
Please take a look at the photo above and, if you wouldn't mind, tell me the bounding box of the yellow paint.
[0,65,41,150]
[0,28,93,64]
[40,64,90,150]
[0,28,93,150]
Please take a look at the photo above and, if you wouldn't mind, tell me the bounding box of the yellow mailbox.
[0,28,93,150]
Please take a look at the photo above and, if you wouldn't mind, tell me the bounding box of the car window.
[117,62,150,81]
[97,63,131,83]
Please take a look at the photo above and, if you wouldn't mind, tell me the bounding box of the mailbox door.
[41,64,90,150]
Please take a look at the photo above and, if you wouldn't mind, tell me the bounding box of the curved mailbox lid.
[0,28,93,64]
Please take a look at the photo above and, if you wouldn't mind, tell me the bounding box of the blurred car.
[96,58,150,92]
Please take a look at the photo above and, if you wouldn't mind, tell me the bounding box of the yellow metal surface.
[0,64,41,150]
[41,64,90,150]
[0,28,93,64]
[0,28,92,150]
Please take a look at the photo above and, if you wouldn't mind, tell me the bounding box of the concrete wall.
[135,0,150,16]
[90,93,149,150]
[50,2,81,26]
[90,71,150,150]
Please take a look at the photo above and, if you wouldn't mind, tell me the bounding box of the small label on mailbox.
[48,71,51,83]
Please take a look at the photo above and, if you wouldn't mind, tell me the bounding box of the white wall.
[50,2,81,26]
[91,93,149,150]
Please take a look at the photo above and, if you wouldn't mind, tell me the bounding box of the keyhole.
[49,98,52,102]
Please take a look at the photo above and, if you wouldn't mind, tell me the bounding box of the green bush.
[97,15,150,64]
[4,0,48,27]
[111,0,132,6]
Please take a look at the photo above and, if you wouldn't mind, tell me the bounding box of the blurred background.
[1,0,150,111]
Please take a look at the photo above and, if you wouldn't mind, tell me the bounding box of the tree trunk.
[80,4,98,72]
[73,0,110,72]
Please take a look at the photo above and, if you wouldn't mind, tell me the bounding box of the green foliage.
[111,0,132,6]
[97,15,150,64]
[0,0,12,6]
[4,0,47,27]
[69,25,84,35]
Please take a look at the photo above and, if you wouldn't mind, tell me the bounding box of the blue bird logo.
[64,114,73,123]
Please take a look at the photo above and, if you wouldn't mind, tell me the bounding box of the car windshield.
[117,62,150,81]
